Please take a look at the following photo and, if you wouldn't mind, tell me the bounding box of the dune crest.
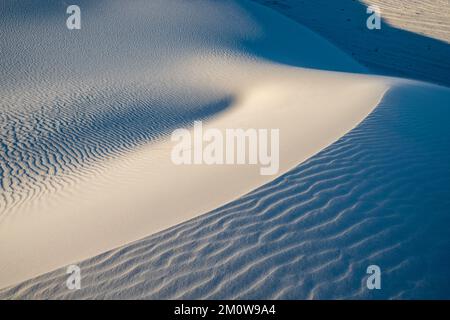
[0,0,389,288]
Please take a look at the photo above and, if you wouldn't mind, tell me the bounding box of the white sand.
[1,0,449,298]
[0,0,388,288]
[4,79,449,299]
[252,0,450,87]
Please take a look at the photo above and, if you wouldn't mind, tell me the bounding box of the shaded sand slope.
[253,0,450,87]
[0,0,367,215]
[2,81,450,299]
[0,0,387,288]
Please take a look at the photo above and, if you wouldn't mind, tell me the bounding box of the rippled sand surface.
[1,0,449,299]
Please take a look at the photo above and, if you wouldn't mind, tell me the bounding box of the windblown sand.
[1,0,449,299]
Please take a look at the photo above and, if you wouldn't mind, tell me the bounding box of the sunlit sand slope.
[2,81,449,299]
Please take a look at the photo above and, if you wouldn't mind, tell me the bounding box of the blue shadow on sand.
[249,0,450,87]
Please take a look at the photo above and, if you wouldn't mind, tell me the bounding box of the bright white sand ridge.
[0,0,389,288]
[2,0,450,299]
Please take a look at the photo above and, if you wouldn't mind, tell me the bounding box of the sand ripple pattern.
[2,83,449,299]
[0,86,231,217]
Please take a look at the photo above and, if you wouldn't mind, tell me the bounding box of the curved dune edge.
[251,0,450,87]
[1,0,389,288]
[0,64,389,289]
[2,80,450,299]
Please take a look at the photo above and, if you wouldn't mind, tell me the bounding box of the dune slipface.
[1,0,449,299]
[0,0,389,288]
[2,80,450,299]
[252,0,450,87]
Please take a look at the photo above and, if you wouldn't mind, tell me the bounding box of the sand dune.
[253,0,450,87]
[1,0,449,299]
[0,0,386,289]
[2,80,450,299]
